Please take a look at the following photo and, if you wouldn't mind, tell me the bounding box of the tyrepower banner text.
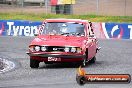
[0,20,41,36]
[0,20,132,39]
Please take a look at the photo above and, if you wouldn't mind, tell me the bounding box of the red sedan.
[27,19,100,68]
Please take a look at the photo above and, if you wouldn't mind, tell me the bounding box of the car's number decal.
[48,57,61,61]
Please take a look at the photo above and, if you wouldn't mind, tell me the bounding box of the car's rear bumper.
[27,52,85,62]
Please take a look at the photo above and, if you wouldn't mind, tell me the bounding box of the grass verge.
[0,13,132,23]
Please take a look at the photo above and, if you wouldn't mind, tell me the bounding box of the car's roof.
[44,19,88,24]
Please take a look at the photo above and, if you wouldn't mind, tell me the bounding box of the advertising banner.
[0,20,132,39]
[93,22,132,39]
[0,20,42,36]
[101,23,132,39]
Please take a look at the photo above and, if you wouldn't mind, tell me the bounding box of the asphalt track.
[0,36,132,88]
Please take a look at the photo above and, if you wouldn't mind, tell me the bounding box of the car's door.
[88,35,97,57]
[87,23,97,59]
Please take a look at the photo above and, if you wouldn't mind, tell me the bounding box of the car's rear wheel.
[30,59,40,68]
[89,56,96,63]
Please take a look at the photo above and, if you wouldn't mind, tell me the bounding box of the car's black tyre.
[89,56,96,63]
[30,59,40,68]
